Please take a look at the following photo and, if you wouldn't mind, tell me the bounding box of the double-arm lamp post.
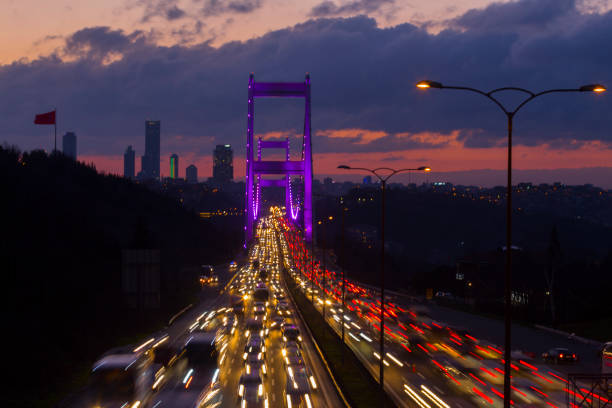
[337,165,431,404]
[416,80,606,408]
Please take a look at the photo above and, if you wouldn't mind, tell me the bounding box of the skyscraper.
[213,144,233,183]
[62,132,77,159]
[186,164,198,183]
[141,120,160,179]
[124,145,135,179]
[169,154,179,179]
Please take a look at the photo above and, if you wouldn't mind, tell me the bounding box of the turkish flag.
[34,110,55,125]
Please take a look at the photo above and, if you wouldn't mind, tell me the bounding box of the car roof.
[240,373,263,382]
[92,353,141,371]
[186,332,216,346]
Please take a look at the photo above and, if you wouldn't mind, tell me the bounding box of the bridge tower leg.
[245,74,255,248]
[303,74,313,242]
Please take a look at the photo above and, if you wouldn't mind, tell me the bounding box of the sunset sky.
[1,0,611,186]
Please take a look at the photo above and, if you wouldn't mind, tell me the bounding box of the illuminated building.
[169,154,179,179]
[213,144,233,183]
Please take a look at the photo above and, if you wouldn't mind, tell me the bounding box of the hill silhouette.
[1,146,241,407]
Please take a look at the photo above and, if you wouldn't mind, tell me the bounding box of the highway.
[279,215,609,408]
[63,208,608,408]
[69,211,344,408]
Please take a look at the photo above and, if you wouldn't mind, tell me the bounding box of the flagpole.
[54,108,57,153]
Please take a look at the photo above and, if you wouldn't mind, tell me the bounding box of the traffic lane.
[282,272,344,407]
[419,302,601,374]
[265,329,287,407]
[347,287,601,375]
[219,320,247,408]
[165,262,239,347]
[315,297,483,408]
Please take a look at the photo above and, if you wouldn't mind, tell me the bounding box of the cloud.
[317,128,388,144]
[309,0,394,17]
[1,0,611,170]
[132,0,188,22]
[201,0,263,16]
[452,0,578,33]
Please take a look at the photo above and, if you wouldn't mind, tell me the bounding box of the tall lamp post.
[337,164,431,404]
[416,80,606,408]
[317,215,335,321]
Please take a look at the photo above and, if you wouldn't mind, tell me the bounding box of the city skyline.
[6,2,612,408]
[1,0,611,188]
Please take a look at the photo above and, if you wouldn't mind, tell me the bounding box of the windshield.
[89,368,135,401]
[186,342,217,365]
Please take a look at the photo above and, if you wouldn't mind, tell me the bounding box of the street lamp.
[337,164,431,403]
[416,79,605,408]
[317,215,335,322]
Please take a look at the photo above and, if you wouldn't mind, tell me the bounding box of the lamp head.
[416,80,443,89]
[418,166,432,172]
[579,84,606,93]
[337,165,351,169]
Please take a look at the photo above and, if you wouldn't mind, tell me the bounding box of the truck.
[200,264,218,286]
[86,351,154,408]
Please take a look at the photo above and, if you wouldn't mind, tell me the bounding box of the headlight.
[239,384,244,396]
[258,384,263,396]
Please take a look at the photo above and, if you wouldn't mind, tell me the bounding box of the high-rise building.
[186,164,198,183]
[141,120,160,179]
[62,132,77,159]
[213,144,233,183]
[169,154,179,179]
[124,145,135,179]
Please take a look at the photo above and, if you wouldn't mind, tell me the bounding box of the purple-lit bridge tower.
[245,73,313,245]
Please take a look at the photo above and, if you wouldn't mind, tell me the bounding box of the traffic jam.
[278,215,609,408]
[82,212,325,408]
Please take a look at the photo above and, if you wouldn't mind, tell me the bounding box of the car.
[237,372,267,406]
[282,325,302,343]
[282,342,303,366]
[245,318,264,338]
[287,364,316,392]
[245,353,267,376]
[243,336,265,361]
[230,261,238,270]
[542,348,578,363]
[269,315,284,330]
[286,367,314,408]
[253,304,266,318]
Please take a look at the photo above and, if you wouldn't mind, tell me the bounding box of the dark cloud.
[63,27,148,61]
[201,0,262,16]
[309,0,394,17]
[1,0,611,159]
[452,0,578,32]
[135,0,187,22]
